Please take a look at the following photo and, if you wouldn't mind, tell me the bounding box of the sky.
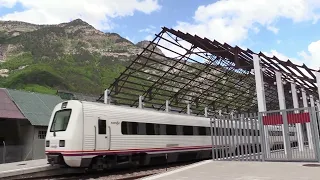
[0,0,320,69]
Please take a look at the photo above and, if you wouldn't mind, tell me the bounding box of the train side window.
[241,129,245,136]
[231,128,236,136]
[131,122,138,135]
[146,123,155,135]
[166,124,177,135]
[208,127,211,135]
[98,119,106,134]
[289,132,295,136]
[199,127,206,135]
[183,126,193,135]
[176,125,183,135]
[154,124,161,135]
[160,124,166,135]
[138,123,146,135]
[121,122,128,134]
[193,126,199,136]
[215,128,221,136]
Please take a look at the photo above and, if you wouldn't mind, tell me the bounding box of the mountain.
[0,19,164,95]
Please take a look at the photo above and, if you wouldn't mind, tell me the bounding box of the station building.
[0,88,63,164]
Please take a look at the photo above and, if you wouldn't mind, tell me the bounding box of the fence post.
[165,100,170,112]
[210,117,215,161]
[302,88,313,150]
[138,96,144,109]
[2,141,5,164]
[282,109,292,160]
[104,89,110,104]
[291,82,304,151]
[316,71,320,102]
[310,107,320,162]
[204,107,208,117]
[258,113,266,162]
[316,100,320,112]
[187,103,191,115]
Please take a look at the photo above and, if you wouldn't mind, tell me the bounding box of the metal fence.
[259,107,320,162]
[209,113,263,161]
[0,141,46,164]
[209,107,320,163]
[0,145,24,164]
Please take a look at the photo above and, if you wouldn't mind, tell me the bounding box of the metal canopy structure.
[97,27,320,116]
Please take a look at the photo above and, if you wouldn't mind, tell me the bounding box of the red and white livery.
[45,100,297,169]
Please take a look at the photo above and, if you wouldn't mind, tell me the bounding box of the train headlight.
[59,140,65,147]
[46,140,50,147]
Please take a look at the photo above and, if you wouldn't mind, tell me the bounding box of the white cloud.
[170,0,320,46]
[263,40,320,70]
[157,0,320,73]
[263,50,302,65]
[139,25,156,33]
[298,40,320,70]
[144,35,154,41]
[267,26,279,34]
[0,0,161,30]
[139,25,159,42]
[0,0,17,8]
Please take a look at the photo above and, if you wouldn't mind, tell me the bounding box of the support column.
[253,54,267,112]
[275,71,289,155]
[138,96,144,109]
[310,95,315,107]
[291,83,304,151]
[316,71,320,101]
[316,100,320,112]
[252,54,270,155]
[302,88,313,150]
[187,103,191,115]
[309,95,315,149]
[104,89,110,104]
[165,100,170,112]
[204,107,208,117]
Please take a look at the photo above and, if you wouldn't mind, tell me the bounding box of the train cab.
[45,100,84,167]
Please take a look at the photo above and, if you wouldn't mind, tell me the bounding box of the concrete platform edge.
[140,160,213,180]
[0,164,57,178]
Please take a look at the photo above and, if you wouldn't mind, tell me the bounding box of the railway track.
[11,160,203,180]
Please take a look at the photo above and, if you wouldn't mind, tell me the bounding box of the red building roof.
[0,89,26,119]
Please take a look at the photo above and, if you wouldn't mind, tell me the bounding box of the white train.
[45,100,297,169]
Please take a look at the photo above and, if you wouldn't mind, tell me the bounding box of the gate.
[259,107,320,162]
[209,113,263,161]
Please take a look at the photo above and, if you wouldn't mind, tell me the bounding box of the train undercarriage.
[46,143,273,171]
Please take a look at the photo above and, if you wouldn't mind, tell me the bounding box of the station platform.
[0,159,57,179]
[142,160,320,180]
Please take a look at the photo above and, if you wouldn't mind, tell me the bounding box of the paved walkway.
[0,159,56,178]
[142,160,320,180]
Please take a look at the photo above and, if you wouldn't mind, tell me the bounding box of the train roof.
[59,100,295,131]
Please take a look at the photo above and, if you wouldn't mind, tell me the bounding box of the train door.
[96,118,110,150]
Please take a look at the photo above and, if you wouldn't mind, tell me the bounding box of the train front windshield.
[50,109,72,132]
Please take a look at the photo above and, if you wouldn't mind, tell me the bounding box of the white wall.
[20,124,35,161]
[33,126,47,159]
[0,119,48,163]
